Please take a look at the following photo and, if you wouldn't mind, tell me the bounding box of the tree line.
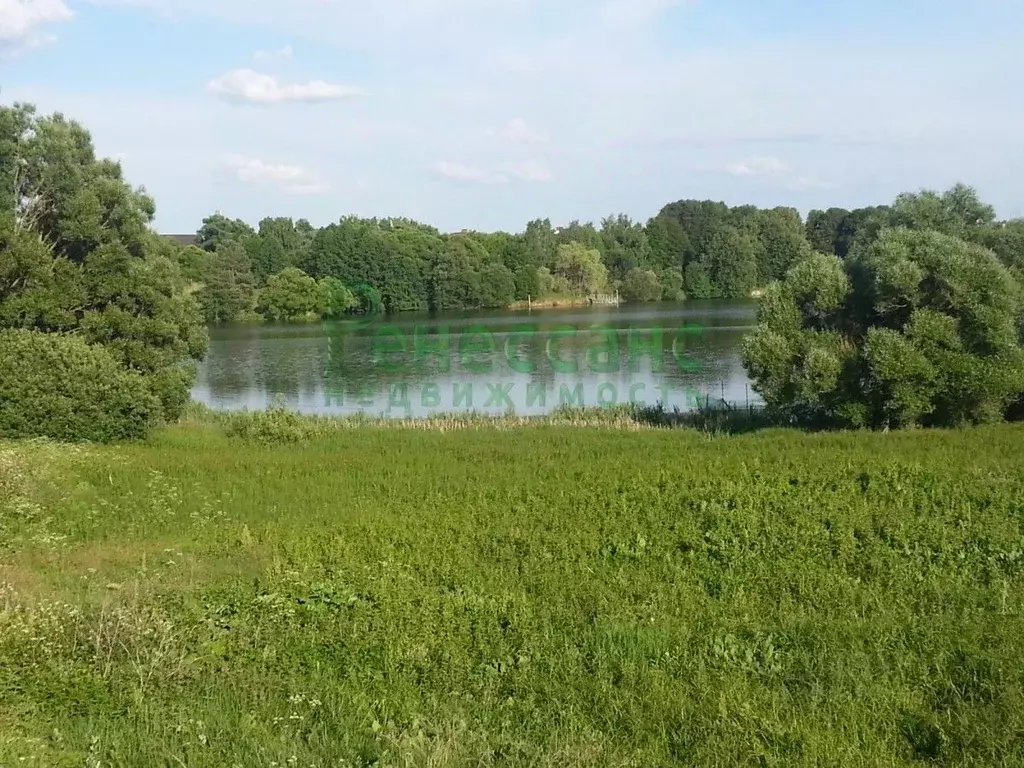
[2,99,1022,440]
[187,188,1024,325]
[183,202,834,322]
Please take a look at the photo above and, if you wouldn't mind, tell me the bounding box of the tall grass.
[1,421,1023,765]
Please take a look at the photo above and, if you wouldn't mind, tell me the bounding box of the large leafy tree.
[889,184,995,240]
[755,207,811,284]
[248,217,314,283]
[196,213,255,253]
[645,213,688,272]
[743,228,1024,429]
[621,267,662,302]
[805,208,848,255]
[257,267,324,322]
[195,240,256,324]
[600,214,650,281]
[0,102,207,423]
[703,228,758,298]
[553,242,608,296]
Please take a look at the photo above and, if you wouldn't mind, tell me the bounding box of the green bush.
[0,329,161,442]
[221,402,328,444]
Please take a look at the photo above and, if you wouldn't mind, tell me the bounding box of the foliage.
[256,267,324,322]
[0,329,160,441]
[600,214,650,281]
[194,240,256,324]
[621,267,662,302]
[744,228,1024,428]
[0,103,207,425]
[553,242,608,295]
[754,207,810,283]
[318,276,357,319]
[658,266,685,300]
[195,213,255,253]
[805,205,891,259]
[3,421,1024,765]
[889,183,996,240]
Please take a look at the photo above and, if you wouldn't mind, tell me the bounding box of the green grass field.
[2,417,1024,766]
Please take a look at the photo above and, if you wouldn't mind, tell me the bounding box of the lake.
[192,300,762,418]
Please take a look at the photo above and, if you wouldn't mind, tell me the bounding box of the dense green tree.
[248,217,316,284]
[601,214,650,281]
[555,221,604,252]
[301,217,430,313]
[0,329,161,442]
[743,229,1024,429]
[524,219,558,269]
[537,266,570,296]
[646,213,689,272]
[196,241,256,323]
[755,207,811,284]
[318,277,357,319]
[196,213,255,253]
[890,184,996,240]
[707,229,758,298]
[980,220,1024,273]
[554,242,608,296]
[0,103,207,424]
[176,245,212,285]
[659,267,685,300]
[835,206,891,258]
[514,265,542,300]
[684,261,715,299]
[621,268,662,302]
[257,267,324,322]
[806,206,891,259]
[805,208,848,255]
[659,199,733,268]
[429,235,484,310]
[477,262,517,308]
[477,230,530,279]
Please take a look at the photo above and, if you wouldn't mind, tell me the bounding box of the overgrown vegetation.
[744,187,1024,429]
[0,329,161,442]
[2,422,1023,765]
[0,102,208,441]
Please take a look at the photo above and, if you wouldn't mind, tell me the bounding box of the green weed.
[1,423,1023,765]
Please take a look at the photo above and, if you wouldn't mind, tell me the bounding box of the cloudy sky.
[2,0,1023,234]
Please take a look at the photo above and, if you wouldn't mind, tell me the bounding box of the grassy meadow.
[2,414,1024,766]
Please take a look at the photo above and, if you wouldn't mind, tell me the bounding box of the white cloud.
[488,118,548,143]
[725,157,790,176]
[254,44,293,61]
[224,155,332,195]
[0,0,73,56]
[24,0,1024,231]
[207,69,366,104]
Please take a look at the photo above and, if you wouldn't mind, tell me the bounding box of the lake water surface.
[192,300,762,418]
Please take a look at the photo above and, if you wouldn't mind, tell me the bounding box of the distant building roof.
[163,234,197,247]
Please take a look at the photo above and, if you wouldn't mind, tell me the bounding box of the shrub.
[0,329,161,442]
[744,230,1024,429]
[221,402,328,444]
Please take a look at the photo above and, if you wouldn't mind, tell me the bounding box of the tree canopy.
[0,102,207,433]
[744,186,1024,429]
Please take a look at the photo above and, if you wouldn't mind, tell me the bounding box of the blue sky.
[2,0,1023,234]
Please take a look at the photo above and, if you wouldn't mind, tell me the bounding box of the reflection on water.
[192,300,762,418]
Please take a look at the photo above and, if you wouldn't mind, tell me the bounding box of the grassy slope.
[1,423,1024,766]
